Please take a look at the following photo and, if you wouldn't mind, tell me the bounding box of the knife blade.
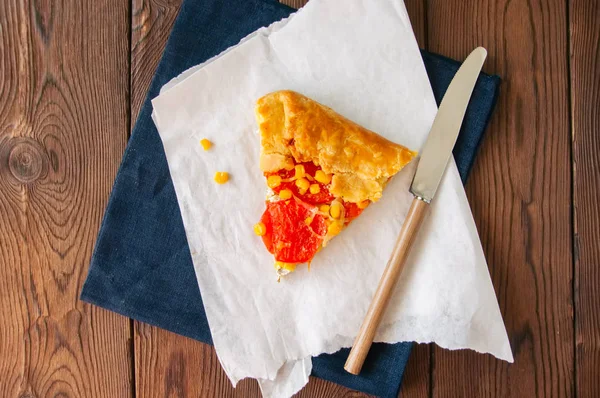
[344,47,487,375]
[411,47,487,202]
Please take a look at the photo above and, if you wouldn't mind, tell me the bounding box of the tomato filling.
[343,202,363,221]
[266,162,334,205]
[260,161,368,265]
[260,200,327,263]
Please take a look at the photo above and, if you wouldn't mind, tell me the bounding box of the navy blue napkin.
[81,0,500,397]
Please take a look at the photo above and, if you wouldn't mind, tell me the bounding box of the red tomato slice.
[260,200,326,263]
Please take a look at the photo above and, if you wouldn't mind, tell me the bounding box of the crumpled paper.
[151,0,513,396]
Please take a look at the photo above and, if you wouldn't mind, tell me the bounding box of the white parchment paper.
[151,0,513,396]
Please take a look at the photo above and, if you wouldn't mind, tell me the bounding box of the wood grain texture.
[570,1,600,397]
[428,0,574,397]
[2,0,591,397]
[405,0,427,48]
[128,1,204,398]
[280,0,308,9]
[135,323,263,397]
[400,344,430,398]
[131,0,181,125]
[0,0,132,397]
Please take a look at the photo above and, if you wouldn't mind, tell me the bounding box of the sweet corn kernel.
[298,188,307,196]
[314,170,332,184]
[306,174,314,182]
[357,200,370,209]
[295,177,310,190]
[267,175,282,188]
[214,172,229,184]
[329,202,343,219]
[279,189,292,200]
[295,164,306,179]
[275,261,297,272]
[284,161,295,171]
[200,138,212,150]
[309,184,320,194]
[327,222,343,236]
[253,222,266,236]
[304,216,313,226]
[319,205,330,213]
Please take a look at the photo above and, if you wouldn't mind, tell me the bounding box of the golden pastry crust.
[256,90,417,203]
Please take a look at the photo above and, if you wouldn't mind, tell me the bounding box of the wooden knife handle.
[344,197,429,375]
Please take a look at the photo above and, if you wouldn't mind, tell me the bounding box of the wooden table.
[1,0,598,396]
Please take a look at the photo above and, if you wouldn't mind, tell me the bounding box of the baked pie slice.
[253,90,417,278]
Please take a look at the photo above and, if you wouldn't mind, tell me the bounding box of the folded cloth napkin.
[81,0,500,397]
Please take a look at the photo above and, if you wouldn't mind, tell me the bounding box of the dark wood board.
[2,0,596,397]
[428,0,574,396]
[0,0,132,397]
[570,0,600,397]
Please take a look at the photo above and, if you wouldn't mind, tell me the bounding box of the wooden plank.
[130,0,181,126]
[278,2,432,396]
[427,0,574,396]
[0,0,132,397]
[405,0,427,48]
[127,0,262,396]
[398,2,430,395]
[129,0,428,396]
[135,323,262,397]
[129,0,368,394]
[570,1,600,397]
[128,1,195,397]
[401,344,430,398]
[281,0,308,9]
[277,2,430,396]
[128,0,266,395]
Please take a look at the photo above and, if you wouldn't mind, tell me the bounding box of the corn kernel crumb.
[279,189,292,200]
[329,202,343,219]
[327,222,343,236]
[314,170,332,184]
[295,164,306,179]
[267,175,282,188]
[254,222,266,236]
[200,138,212,150]
[295,177,310,190]
[214,172,229,184]
[275,261,297,272]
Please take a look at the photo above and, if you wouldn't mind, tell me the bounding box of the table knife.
[344,47,488,375]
